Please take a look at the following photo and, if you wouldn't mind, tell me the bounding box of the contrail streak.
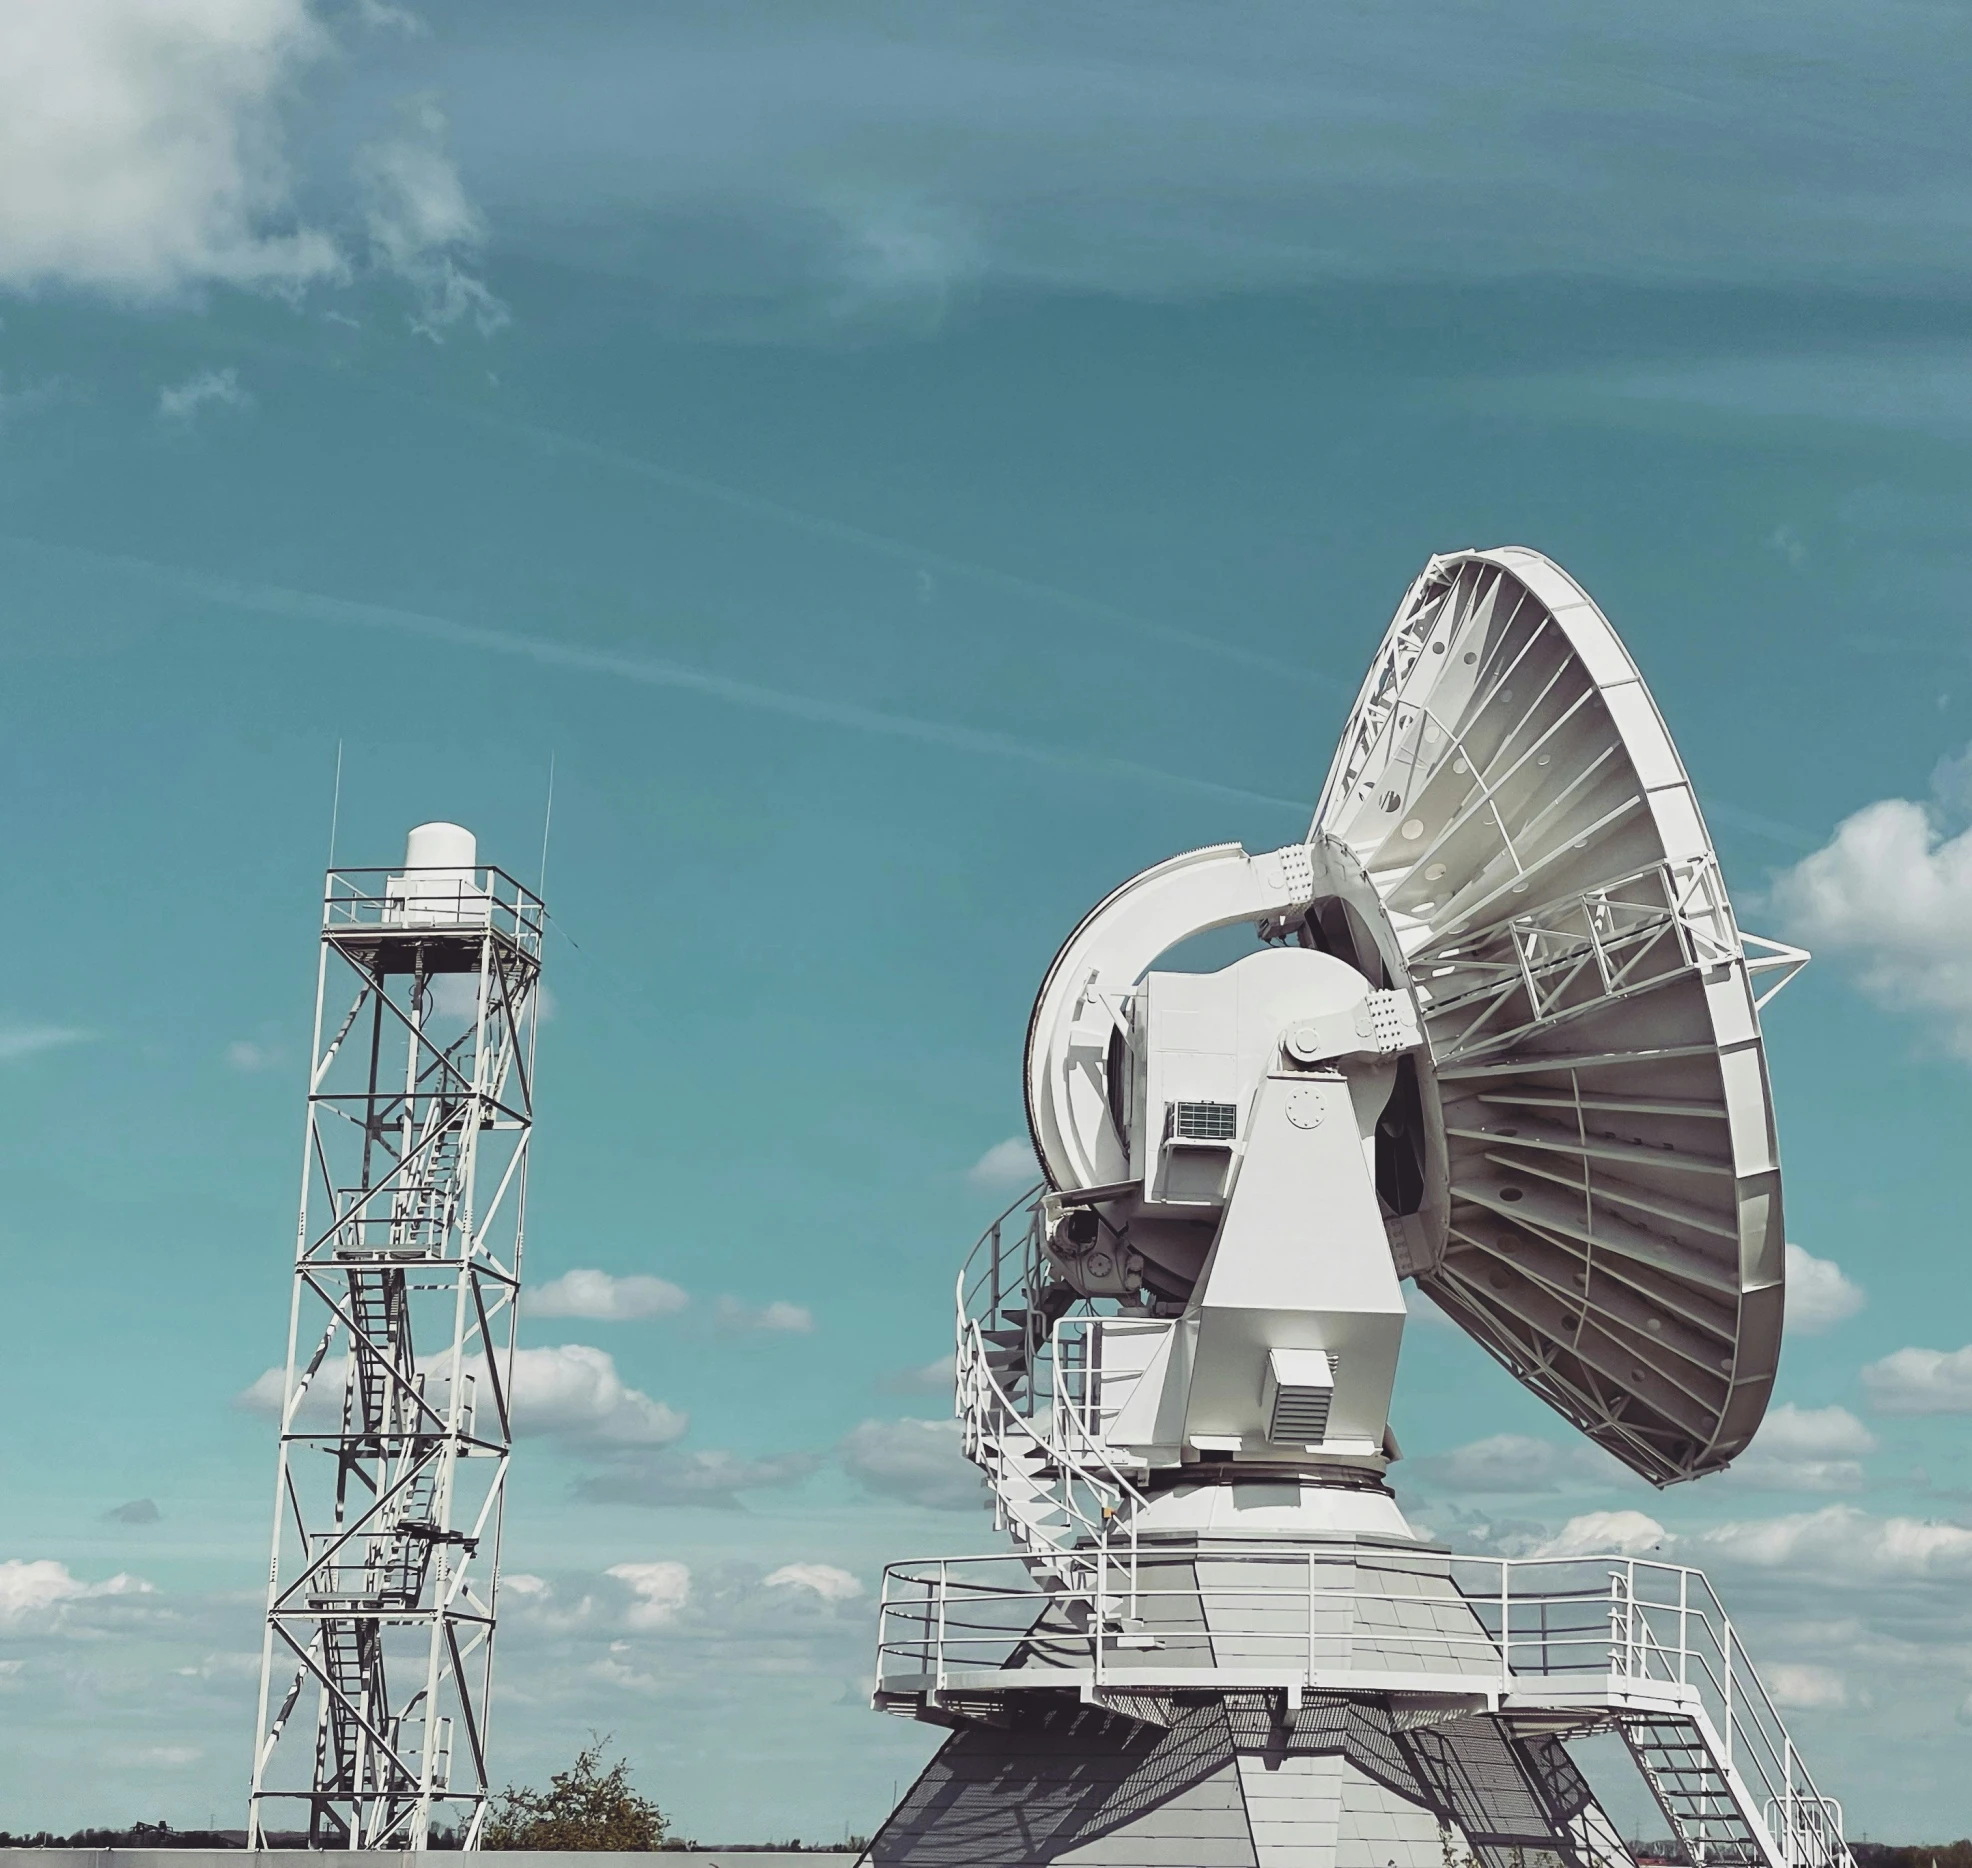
[444,404,1345,691]
[0,536,1312,816]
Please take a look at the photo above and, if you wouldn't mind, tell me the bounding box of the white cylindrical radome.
[387,821,488,928]
[406,821,477,870]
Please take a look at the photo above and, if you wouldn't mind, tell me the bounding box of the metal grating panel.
[1175,1101,1238,1141]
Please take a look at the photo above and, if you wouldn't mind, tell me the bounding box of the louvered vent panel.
[1266,1349,1338,1446]
[1173,1101,1237,1141]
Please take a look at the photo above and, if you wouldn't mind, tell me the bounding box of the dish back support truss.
[1313,548,1806,1483]
[248,852,543,1850]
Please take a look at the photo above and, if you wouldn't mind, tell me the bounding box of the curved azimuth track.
[248,827,544,1851]
[1314,548,1807,1485]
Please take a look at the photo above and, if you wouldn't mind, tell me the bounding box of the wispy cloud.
[571,1447,822,1510]
[716,1297,813,1335]
[966,1136,1040,1191]
[1729,1403,1875,1493]
[158,367,249,423]
[0,536,1309,816]
[225,1038,284,1073]
[530,1269,689,1321]
[838,1416,979,1511]
[452,408,1332,689]
[881,1354,953,1397]
[0,1023,89,1062]
[357,102,505,340]
[1864,1344,1972,1415]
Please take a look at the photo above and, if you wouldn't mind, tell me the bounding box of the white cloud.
[158,365,249,422]
[572,1447,822,1509]
[130,1744,204,1767]
[225,1037,283,1072]
[1412,1434,1598,1495]
[354,0,425,31]
[1784,1243,1865,1332]
[237,1342,688,1448]
[1762,1661,1847,1711]
[0,373,67,430]
[839,1416,980,1511]
[882,1354,955,1396]
[356,101,505,339]
[764,1563,864,1603]
[0,0,339,296]
[1863,1344,1972,1415]
[1695,1505,1972,1581]
[0,1023,89,1062]
[1731,1403,1875,1492]
[1770,781,1972,1054]
[506,1344,687,1447]
[716,1296,814,1334]
[968,1136,1040,1190]
[496,1571,605,1636]
[0,1559,149,1627]
[529,1269,689,1322]
[1528,1510,1670,1559]
[606,1560,691,1630]
[235,1362,296,1416]
[440,9,1972,326]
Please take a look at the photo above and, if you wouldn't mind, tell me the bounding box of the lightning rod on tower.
[248,822,545,1850]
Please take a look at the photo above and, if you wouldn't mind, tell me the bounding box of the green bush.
[485,1737,669,1851]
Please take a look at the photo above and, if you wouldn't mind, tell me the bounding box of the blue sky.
[4,0,1972,1843]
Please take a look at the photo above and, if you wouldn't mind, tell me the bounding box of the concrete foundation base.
[862,1691,1618,1868]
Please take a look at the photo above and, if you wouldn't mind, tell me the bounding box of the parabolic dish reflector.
[1313,548,1789,1485]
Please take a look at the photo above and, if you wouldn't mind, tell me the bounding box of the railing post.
[1500,1561,1511,1687]
[1308,1548,1318,1683]
[935,1560,948,1697]
[1607,1568,1622,1678]
[1785,1732,1796,1868]
[1092,1555,1105,1690]
[1678,1565,1689,1688]
[1724,1614,1735,1772]
[1626,1560,1640,1678]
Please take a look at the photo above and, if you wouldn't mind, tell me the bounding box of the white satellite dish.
[1310,546,1807,1482]
[1021,547,1807,1485]
[869,550,1840,1868]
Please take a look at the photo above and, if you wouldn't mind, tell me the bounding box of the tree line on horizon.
[0,1737,869,1852]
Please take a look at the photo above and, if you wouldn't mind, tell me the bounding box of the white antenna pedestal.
[861,551,1846,1868]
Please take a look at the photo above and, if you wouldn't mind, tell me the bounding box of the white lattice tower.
[248,823,544,1850]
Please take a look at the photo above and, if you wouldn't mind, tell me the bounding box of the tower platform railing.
[875,1545,1848,1868]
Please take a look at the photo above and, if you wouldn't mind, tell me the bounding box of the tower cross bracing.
[249,827,544,1850]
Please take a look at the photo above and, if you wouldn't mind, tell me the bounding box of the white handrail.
[952,1190,1147,1591]
[873,1547,1851,1868]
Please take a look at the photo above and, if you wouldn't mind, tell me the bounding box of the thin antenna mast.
[538,754,555,900]
[327,740,344,868]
